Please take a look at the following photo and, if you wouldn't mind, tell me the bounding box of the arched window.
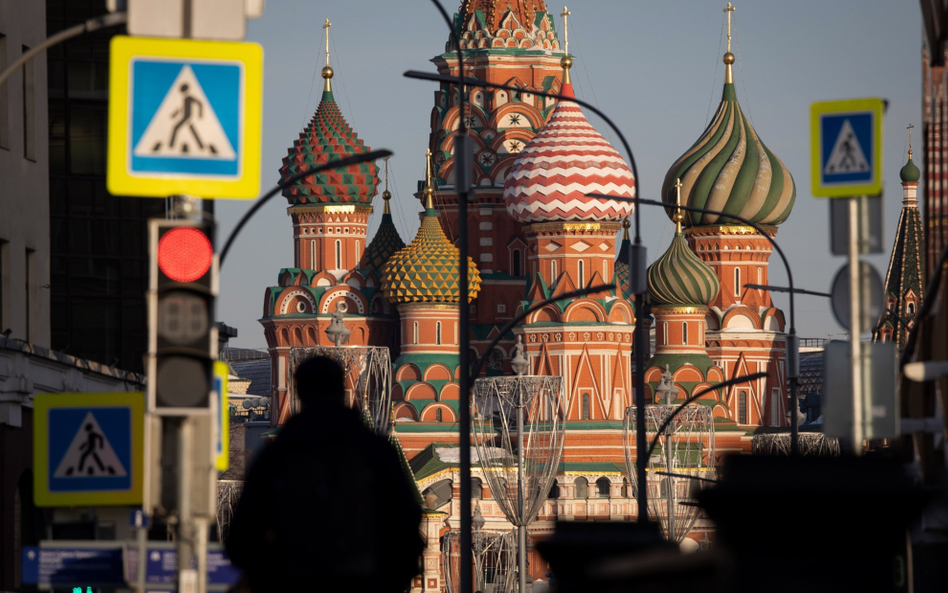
[454,322,458,345]
[435,408,443,422]
[335,240,342,270]
[512,249,522,276]
[734,267,742,298]
[412,321,419,345]
[596,477,611,498]
[573,477,588,499]
[603,259,608,280]
[355,240,360,264]
[578,260,585,287]
[436,322,442,345]
[581,392,591,420]
[682,322,688,344]
[550,260,557,279]
[310,241,316,269]
[621,478,630,498]
[663,322,668,346]
[738,390,748,424]
[548,482,561,499]
[907,302,916,315]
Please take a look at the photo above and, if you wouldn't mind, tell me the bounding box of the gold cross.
[907,123,914,152]
[383,155,390,191]
[674,178,684,232]
[560,6,570,55]
[323,18,331,68]
[723,2,735,53]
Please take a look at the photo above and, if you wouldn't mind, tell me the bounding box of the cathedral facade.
[258,0,797,578]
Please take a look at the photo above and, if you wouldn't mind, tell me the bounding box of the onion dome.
[661,40,795,226]
[900,149,920,183]
[503,59,635,223]
[278,36,379,206]
[361,161,405,271]
[382,153,482,304]
[614,219,631,292]
[648,183,720,307]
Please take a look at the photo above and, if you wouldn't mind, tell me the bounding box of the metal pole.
[516,391,527,593]
[665,436,675,540]
[135,523,147,593]
[177,419,196,593]
[194,516,209,593]
[849,197,864,454]
[634,315,648,521]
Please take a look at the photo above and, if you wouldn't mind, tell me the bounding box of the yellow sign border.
[34,392,145,507]
[214,362,230,472]
[810,98,884,198]
[107,36,263,199]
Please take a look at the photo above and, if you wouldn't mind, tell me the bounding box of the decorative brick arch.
[277,288,317,315]
[320,289,366,315]
[424,363,453,382]
[406,382,438,401]
[393,402,417,421]
[420,403,457,422]
[396,364,422,382]
[564,301,606,323]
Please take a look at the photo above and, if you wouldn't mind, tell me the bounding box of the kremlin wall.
[257,0,800,583]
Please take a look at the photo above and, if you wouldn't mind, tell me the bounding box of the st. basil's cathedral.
[257,0,802,583]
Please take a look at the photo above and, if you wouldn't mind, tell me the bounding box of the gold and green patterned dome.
[661,52,795,226]
[648,232,720,307]
[381,168,481,304]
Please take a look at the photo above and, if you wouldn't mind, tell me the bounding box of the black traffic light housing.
[147,218,218,412]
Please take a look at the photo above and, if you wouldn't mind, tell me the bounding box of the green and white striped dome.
[647,232,720,307]
[661,83,795,226]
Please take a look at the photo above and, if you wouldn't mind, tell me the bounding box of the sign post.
[811,98,885,453]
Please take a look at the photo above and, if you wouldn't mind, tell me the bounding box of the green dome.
[360,196,405,272]
[900,152,920,183]
[647,233,720,307]
[662,83,796,226]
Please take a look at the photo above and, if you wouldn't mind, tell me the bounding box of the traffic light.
[147,219,218,412]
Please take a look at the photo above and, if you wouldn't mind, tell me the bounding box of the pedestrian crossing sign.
[107,36,263,199]
[811,98,884,198]
[34,392,144,507]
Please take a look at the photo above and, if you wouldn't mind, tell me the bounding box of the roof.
[454,1,559,53]
[228,358,272,396]
[503,82,636,223]
[647,232,720,307]
[360,196,405,273]
[662,81,795,227]
[797,351,824,398]
[278,89,380,206]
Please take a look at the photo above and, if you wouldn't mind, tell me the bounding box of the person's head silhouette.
[85,423,93,432]
[294,356,345,409]
[180,83,189,92]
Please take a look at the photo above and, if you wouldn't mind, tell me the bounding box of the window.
[596,477,611,498]
[578,260,585,287]
[412,321,419,344]
[435,408,443,422]
[734,267,741,298]
[581,392,591,420]
[512,249,522,276]
[334,240,342,269]
[454,322,458,345]
[682,322,688,344]
[738,390,747,424]
[497,304,506,314]
[621,478,630,498]
[573,477,588,499]
[310,241,316,269]
[436,321,442,345]
[355,240,360,264]
[550,260,557,278]
[662,322,668,346]
[25,248,33,342]
[0,35,8,149]
[548,482,560,499]
[471,477,483,499]
[907,302,915,315]
[21,45,35,160]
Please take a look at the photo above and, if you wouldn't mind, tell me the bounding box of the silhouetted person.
[226,356,423,593]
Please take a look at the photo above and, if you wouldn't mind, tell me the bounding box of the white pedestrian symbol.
[54,412,128,478]
[134,65,235,160]
[824,119,869,174]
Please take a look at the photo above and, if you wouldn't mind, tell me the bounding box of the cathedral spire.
[723,2,736,84]
[321,18,333,93]
[560,6,572,85]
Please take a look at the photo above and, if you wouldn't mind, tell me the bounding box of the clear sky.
[216,0,923,349]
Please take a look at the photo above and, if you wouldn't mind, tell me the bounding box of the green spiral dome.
[661,83,796,226]
[647,233,720,307]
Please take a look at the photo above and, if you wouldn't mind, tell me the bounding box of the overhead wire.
[733,15,754,127]
[706,15,725,126]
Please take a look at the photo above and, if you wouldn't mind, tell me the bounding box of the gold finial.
[321,18,334,92]
[622,218,630,240]
[907,123,914,158]
[723,2,736,84]
[382,156,392,215]
[559,6,572,85]
[673,178,685,233]
[424,149,435,210]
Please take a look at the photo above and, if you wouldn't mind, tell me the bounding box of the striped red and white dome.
[503,84,636,223]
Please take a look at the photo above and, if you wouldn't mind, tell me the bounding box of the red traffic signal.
[157,227,214,282]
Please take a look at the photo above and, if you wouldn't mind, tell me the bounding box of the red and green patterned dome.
[279,89,380,205]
